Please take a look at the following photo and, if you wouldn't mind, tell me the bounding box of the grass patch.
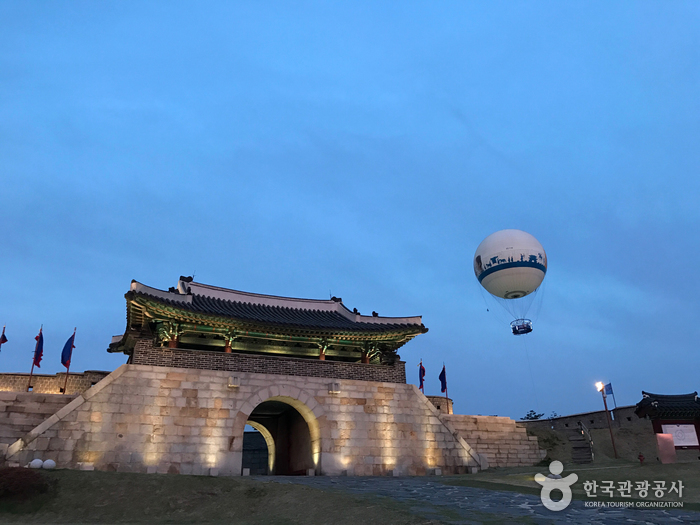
[0,470,432,524]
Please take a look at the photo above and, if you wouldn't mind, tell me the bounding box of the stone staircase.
[0,392,77,460]
[568,426,594,464]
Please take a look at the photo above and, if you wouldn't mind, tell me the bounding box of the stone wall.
[0,392,78,455]
[519,406,640,432]
[4,364,484,476]
[132,340,407,384]
[443,415,545,467]
[0,371,110,395]
[426,396,453,415]
[242,432,268,475]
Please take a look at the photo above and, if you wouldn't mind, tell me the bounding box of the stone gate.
[2,277,544,474]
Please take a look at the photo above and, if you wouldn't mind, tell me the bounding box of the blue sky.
[2,2,699,419]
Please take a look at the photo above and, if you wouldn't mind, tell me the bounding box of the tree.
[522,409,544,420]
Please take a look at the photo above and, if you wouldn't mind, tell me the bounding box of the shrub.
[0,467,50,501]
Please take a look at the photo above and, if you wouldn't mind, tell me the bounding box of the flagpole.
[62,362,70,394]
[63,328,76,395]
[27,361,35,392]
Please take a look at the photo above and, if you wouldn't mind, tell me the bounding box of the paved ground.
[265,476,700,524]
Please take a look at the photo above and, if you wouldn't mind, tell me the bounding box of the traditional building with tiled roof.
[635,391,700,450]
[110,276,427,368]
[2,275,547,477]
[635,391,700,420]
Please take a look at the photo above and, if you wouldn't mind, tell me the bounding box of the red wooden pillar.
[361,351,369,364]
[319,346,326,360]
[225,339,232,353]
[168,336,178,348]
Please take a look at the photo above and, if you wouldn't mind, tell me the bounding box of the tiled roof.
[635,391,700,420]
[126,278,428,337]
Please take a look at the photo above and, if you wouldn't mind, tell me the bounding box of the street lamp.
[596,381,618,459]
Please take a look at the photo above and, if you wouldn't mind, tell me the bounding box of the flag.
[418,360,425,391]
[0,326,7,349]
[61,332,75,369]
[439,365,447,394]
[604,383,613,396]
[33,329,44,368]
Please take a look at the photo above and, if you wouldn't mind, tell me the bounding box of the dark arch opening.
[244,400,314,475]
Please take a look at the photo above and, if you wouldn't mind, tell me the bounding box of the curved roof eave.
[125,280,428,340]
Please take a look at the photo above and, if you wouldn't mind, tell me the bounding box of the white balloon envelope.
[474,229,547,299]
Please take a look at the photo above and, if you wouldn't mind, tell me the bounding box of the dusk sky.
[2,2,698,420]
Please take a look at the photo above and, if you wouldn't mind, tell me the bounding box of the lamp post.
[596,381,618,459]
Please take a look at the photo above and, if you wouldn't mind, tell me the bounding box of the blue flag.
[33,329,44,368]
[604,383,613,396]
[418,361,425,391]
[61,333,75,369]
[439,365,447,393]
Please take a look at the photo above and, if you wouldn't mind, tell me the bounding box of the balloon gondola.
[510,319,533,335]
[474,229,547,335]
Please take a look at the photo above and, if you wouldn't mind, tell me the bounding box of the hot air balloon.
[474,229,547,335]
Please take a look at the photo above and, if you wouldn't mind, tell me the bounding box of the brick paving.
[268,476,700,524]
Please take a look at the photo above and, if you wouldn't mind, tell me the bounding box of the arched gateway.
[4,277,545,475]
[236,388,322,475]
[104,277,488,476]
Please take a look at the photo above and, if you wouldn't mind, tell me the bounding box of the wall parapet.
[132,339,407,384]
[518,405,639,432]
[0,371,110,395]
